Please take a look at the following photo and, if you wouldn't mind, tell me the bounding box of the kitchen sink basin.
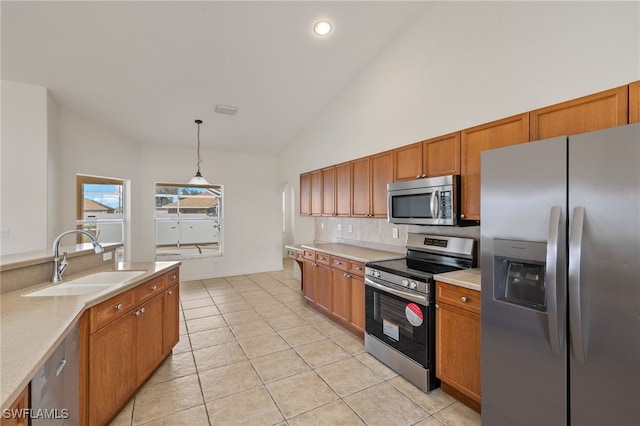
[23,271,146,297]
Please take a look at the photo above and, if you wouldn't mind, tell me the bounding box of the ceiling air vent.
[215,105,238,115]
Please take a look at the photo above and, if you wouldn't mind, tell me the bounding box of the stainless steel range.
[364,233,477,392]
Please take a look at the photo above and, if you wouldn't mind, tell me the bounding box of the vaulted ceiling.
[2,1,426,155]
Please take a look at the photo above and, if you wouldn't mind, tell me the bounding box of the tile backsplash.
[314,217,481,261]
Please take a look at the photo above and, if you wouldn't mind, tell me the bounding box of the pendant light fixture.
[188,119,210,185]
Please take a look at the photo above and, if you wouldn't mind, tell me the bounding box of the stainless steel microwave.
[387,175,460,225]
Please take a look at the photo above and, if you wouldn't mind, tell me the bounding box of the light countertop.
[0,261,180,410]
[300,242,403,263]
[434,268,481,292]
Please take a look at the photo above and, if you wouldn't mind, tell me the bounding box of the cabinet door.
[351,157,371,217]
[302,260,315,302]
[310,170,323,216]
[394,142,423,181]
[371,151,394,218]
[322,166,336,216]
[435,302,481,405]
[335,162,351,216]
[630,80,640,124]
[89,312,136,425]
[314,264,332,314]
[163,284,180,354]
[2,386,29,426]
[530,85,628,140]
[349,275,365,333]
[424,132,461,177]
[299,173,311,216]
[136,294,165,383]
[331,270,350,324]
[461,113,529,221]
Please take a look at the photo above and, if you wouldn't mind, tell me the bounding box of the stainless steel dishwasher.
[30,322,79,425]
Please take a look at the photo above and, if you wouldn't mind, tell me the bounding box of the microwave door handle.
[430,190,440,219]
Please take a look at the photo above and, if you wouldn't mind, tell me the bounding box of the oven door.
[364,278,431,368]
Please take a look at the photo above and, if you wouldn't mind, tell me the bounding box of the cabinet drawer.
[315,252,330,265]
[137,275,167,303]
[331,256,349,272]
[436,281,480,314]
[166,269,180,287]
[349,261,365,277]
[90,289,137,333]
[296,251,304,261]
[303,250,315,261]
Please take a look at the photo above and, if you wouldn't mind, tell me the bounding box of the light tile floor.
[110,259,481,426]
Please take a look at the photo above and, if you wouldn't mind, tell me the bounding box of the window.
[76,174,126,259]
[155,183,223,260]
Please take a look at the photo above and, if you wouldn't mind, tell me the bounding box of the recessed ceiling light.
[313,20,332,36]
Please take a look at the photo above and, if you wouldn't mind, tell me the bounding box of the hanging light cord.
[195,119,203,175]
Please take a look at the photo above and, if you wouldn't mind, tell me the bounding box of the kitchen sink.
[23,271,146,297]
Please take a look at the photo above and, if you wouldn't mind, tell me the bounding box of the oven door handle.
[364,278,428,306]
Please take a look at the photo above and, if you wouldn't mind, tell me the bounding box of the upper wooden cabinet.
[424,132,461,177]
[371,151,394,217]
[530,85,628,141]
[310,170,323,216]
[630,81,640,124]
[335,162,351,216]
[461,113,529,221]
[394,132,461,182]
[322,166,336,216]
[299,173,311,216]
[351,157,371,217]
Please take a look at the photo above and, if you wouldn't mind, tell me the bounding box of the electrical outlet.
[321,222,325,230]
[103,251,113,261]
[347,224,353,233]
[0,229,8,239]
[392,228,399,239]
[337,224,342,232]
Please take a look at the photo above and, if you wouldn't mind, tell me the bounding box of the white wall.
[0,81,50,255]
[279,1,640,245]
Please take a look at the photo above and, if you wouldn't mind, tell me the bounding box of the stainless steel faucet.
[52,229,104,282]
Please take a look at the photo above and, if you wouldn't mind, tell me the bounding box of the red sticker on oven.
[405,303,424,327]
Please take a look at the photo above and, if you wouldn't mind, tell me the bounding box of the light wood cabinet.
[1,385,29,426]
[86,268,180,425]
[371,151,394,218]
[394,133,461,182]
[351,157,371,217]
[310,170,323,216]
[530,85,628,141]
[322,166,336,216]
[461,113,529,221]
[335,162,351,216]
[435,281,481,413]
[299,173,311,216]
[301,252,365,338]
[630,81,640,124]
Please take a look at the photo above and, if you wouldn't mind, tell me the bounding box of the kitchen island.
[0,247,180,421]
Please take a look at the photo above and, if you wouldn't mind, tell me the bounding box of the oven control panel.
[364,267,429,294]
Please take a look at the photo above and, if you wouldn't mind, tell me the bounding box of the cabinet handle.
[134,310,141,316]
[460,214,465,219]
[421,174,426,178]
[346,274,351,278]
[115,303,123,310]
[336,261,342,265]
[141,307,145,313]
[170,275,177,280]
[461,296,468,303]
[416,175,421,179]
[435,303,439,309]
[151,285,158,291]
[168,290,173,295]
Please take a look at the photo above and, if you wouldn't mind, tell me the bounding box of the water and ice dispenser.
[493,239,547,312]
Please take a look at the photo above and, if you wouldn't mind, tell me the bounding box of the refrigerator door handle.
[546,206,563,354]
[569,206,586,364]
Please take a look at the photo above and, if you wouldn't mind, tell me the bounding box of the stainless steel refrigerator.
[480,123,640,426]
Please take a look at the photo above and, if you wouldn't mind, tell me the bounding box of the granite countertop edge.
[0,260,181,409]
[299,242,403,263]
[434,268,482,292]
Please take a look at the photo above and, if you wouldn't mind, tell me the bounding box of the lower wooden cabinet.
[1,385,29,426]
[85,268,180,425]
[302,251,365,337]
[435,281,481,413]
